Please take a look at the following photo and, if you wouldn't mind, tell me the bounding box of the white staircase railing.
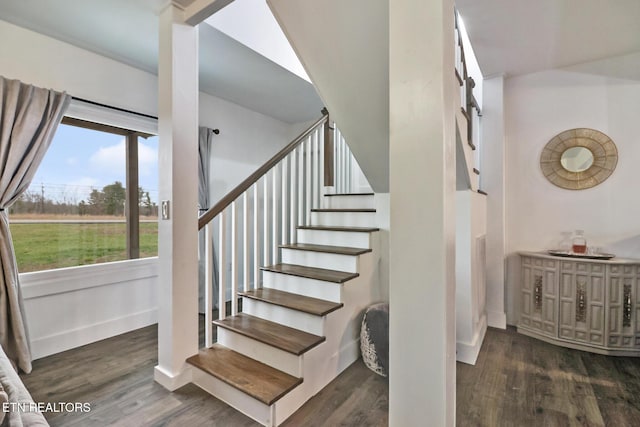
[455,10,483,192]
[199,113,360,348]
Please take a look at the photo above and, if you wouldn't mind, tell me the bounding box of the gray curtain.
[0,77,70,373]
[198,127,219,312]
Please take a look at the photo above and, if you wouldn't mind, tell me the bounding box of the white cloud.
[88,139,157,178]
[89,139,126,175]
[67,157,78,166]
[138,141,158,177]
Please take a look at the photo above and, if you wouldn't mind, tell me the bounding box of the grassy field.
[9,221,158,273]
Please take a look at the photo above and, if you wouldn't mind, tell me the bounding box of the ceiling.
[0,0,323,123]
[2,0,637,126]
[456,0,640,80]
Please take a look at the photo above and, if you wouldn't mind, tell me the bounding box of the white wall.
[0,19,157,117]
[21,259,158,359]
[205,0,309,82]
[199,93,311,206]
[1,18,312,356]
[456,190,487,364]
[482,75,507,329]
[504,69,640,323]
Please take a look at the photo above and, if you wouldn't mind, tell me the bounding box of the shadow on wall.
[606,235,640,259]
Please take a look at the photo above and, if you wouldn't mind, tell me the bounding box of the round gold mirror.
[540,128,617,190]
[560,146,594,172]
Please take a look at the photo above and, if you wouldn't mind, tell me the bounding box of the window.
[9,115,158,273]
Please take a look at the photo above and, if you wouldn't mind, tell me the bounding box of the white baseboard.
[487,310,507,329]
[154,365,192,392]
[31,309,157,360]
[337,338,361,373]
[456,314,487,365]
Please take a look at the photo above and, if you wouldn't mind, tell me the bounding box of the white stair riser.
[217,328,302,377]
[297,229,371,249]
[261,270,343,303]
[281,248,359,273]
[242,298,325,336]
[310,211,376,227]
[323,195,375,210]
[191,367,273,426]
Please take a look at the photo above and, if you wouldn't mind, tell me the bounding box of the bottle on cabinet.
[572,229,587,254]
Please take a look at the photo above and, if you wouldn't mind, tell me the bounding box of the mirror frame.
[540,128,618,190]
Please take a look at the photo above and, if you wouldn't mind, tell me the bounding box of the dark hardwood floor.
[19,323,640,426]
[19,323,388,426]
[457,327,640,427]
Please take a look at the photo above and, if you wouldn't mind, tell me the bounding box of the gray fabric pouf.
[360,302,389,377]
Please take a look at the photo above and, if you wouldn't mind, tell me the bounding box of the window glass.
[138,135,159,258]
[9,123,158,272]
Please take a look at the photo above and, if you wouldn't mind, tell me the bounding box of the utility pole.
[41,183,45,214]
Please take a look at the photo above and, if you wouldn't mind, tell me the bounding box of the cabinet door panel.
[589,305,604,345]
[591,277,604,304]
[607,271,638,348]
[519,256,557,337]
[557,263,605,345]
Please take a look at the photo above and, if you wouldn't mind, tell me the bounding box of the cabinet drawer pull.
[624,284,632,327]
[576,281,586,322]
[534,275,543,312]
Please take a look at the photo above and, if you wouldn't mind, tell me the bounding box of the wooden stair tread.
[239,288,343,316]
[324,193,374,196]
[297,225,379,233]
[279,243,371,256]
[261,263,359,283]
[186,344,302,405]
[213,313,325,355]
[310,208,376,213]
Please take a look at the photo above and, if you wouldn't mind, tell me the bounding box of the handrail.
[198,113,329,230]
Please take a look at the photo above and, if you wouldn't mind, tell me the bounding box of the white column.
[389,0,456,425]
[482,75,507,328]
[154,3,199,391]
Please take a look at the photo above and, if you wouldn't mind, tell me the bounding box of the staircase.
[189,189,380,425]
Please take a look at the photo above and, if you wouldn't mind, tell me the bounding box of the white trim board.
[31,309,157,360]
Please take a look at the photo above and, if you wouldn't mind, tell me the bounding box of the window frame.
[60,116,154,259]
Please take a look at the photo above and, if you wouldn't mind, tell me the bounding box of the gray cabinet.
[607,264,640,348]
[520,256,557,338]
[518,252,640,356]
[557,261,605,346]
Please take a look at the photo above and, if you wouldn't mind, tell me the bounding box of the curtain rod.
[72,96,158,120]
[71,96,220,134]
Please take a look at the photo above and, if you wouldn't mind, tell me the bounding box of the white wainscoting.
[20,257,159,360]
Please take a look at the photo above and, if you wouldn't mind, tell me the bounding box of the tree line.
[10,181,158,217]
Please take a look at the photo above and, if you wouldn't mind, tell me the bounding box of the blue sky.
[31,124,158,204]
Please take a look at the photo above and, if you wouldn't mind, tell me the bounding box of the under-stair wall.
[267,0,390,192]
[455,190,487,365]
